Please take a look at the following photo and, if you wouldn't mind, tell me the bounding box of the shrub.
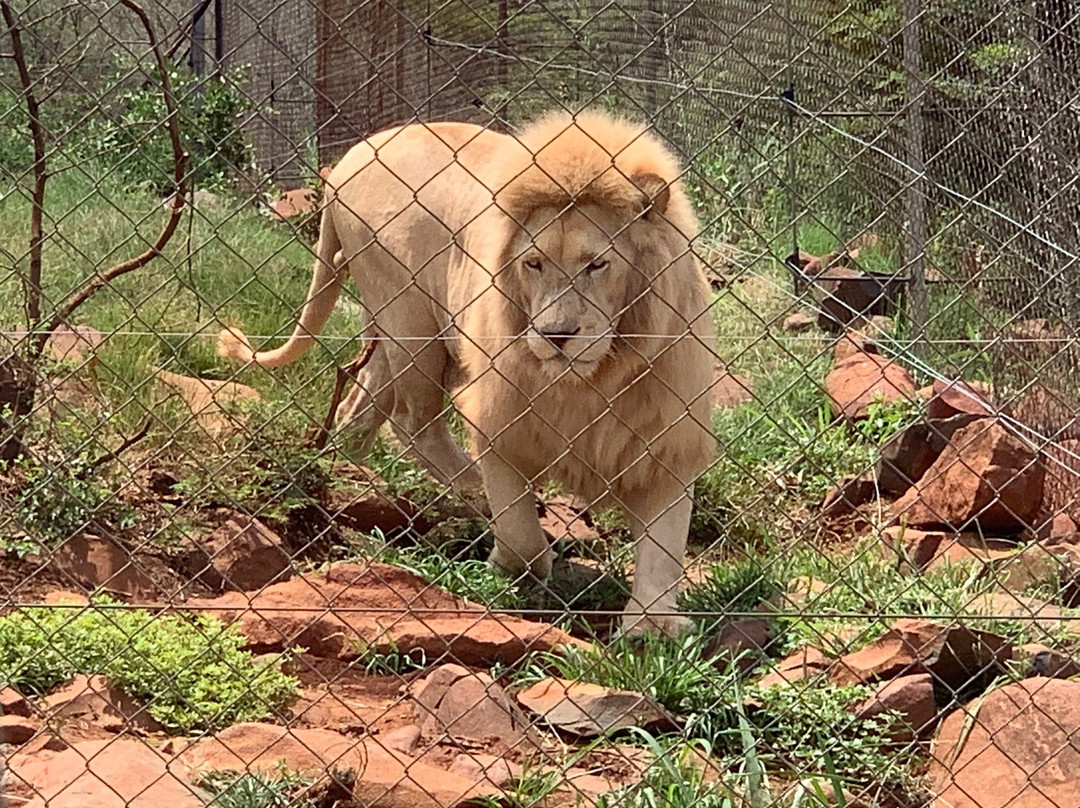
[85,66,258,194]
[0,600,299,732]
[12,456,136,555]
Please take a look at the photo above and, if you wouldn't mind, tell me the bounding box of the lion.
[218,111,716,635]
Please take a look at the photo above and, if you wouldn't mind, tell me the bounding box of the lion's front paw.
[489,544,554,581]
[621,609,691,639]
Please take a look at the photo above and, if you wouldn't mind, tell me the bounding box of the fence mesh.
[2,1,1080,807]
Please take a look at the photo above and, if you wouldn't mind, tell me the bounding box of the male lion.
[219,112,716,634]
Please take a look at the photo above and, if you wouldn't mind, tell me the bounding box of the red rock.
[156,369,260,435]
[49,536,162,600]
[709,618,772,670]
[877,414,982,495]
[179,722,497,807]
[830,618,1011,689]
[825,351,915,420]
[186,512,292,592]
[1037,511,1079,542]
[1040,438,1080,523]
[891,419,1044,533]
[782,310,816,333]
[821,474,878,516]
[926,379,999,420]
[44,674,161,734]
[1,685,30,716]
[379,724,421,755]
[42,590,90,606]
[853,673,936,741]
[879,526,948,572]
[177,722,363,773]
[188,561,580,667]
[713,367,755,408]
[930,677,1080,808]
[757,646,832,689]
[411,664,527,742]
[0,714,38,744]
[516,677,677,737]
[12,738,204,808]
[538,496,599,542]
[448,753,520,788]
[1016,643,1080,679]
[326,486,419,535]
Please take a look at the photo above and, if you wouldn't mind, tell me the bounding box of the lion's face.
[507,203,642,376]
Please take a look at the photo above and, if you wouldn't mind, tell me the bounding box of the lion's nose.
[540,326,580,351]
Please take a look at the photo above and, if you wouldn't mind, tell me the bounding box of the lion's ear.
[633,173,670,219]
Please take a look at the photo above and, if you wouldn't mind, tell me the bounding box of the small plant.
[200,767,315,808]
[355,640,429,676]
[854,395,921,446]
[516,630,742,725]
[382,541,522,611]
[476,764,564,808]
[741,680,915,785]
[597,732,742,808]
[0,599,299,732]
[678,554,783,621]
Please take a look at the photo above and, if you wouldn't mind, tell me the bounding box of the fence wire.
[2,1,1080,807]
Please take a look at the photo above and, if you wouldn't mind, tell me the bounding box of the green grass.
[0,599,299,732]
[199,769,317,808]
[777,535,1080,655]
[515,629,916,789]
[516,630,742,724]
[679,555,783,621]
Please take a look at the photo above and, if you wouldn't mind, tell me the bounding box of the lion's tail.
[218,206,344,369]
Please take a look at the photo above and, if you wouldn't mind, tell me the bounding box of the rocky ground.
[3,305,1080,807]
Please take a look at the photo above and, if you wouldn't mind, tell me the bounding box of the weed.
[476,764,564,808]
[678,554,783,621]
[354,640,429,676]
[778,536,1078,654]
[597,731,742,808]
[0,599,299,732]
[516,630,742,725]
[741,680,914,785]
[382,541,521,611]
[200,767,315,808]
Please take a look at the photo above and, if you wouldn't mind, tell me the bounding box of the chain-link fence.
[2,1,1080,806]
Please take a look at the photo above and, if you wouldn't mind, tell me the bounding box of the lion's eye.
[523,258,543,272]
[585,258,609,274]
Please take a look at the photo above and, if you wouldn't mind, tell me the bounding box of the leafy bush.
[85,66,257,194]
[0,601,299,732]
[742,680,914,784]
[12,457,136,554]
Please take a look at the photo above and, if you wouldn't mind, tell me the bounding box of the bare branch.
[1,0,47,329]
[85,415,153,476]
[33,0,188,360]
[309,337,380,451]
